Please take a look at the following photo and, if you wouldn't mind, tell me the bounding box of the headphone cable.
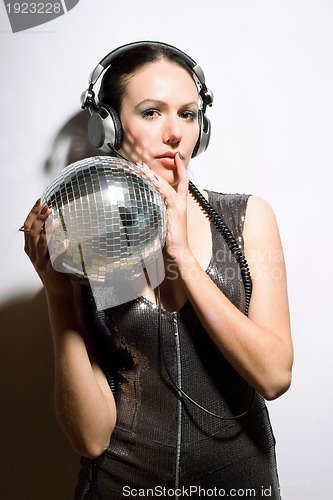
[157,283,256,420]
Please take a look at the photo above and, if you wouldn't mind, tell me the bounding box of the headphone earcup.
[191,110,211,158]
[87,104,123,152]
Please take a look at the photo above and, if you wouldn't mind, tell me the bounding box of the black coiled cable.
[188,181,252,316]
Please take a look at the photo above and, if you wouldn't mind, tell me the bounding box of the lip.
[155,151,177,167]
[155,151,177,159]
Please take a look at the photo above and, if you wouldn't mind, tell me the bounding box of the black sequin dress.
[75,192,281,499]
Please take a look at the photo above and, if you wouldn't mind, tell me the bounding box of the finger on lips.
[174,153,189,198]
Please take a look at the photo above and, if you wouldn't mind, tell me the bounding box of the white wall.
[1,1,332,499]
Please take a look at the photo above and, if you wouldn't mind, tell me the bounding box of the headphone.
[80,41,213,158]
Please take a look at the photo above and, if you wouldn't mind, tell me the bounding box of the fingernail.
[41,204,48,215]
[34,197,41,208]
[178,152,183,160]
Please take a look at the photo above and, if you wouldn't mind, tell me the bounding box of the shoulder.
[243,196,281,250]
[205,190,275,222]
[245,195,275,219]
[204,190,280,246]
[244,196,277,231]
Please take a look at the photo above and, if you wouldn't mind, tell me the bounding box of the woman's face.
[118,60,200,186]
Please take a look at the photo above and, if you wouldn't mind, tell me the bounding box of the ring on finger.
[19,225,31,233]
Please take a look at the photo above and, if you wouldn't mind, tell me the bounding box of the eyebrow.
[135,99,198,109]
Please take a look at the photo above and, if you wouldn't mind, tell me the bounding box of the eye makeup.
[140,109,160,120]
[137,103,198,122]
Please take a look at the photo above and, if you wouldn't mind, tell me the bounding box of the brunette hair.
[98,43,194,115]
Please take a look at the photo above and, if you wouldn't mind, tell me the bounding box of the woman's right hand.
[23,198,73,298]
[24,200,117,457]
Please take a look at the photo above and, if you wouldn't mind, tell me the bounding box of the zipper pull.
[172,312,178,334]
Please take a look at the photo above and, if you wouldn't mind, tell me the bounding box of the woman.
[23,42,293,498]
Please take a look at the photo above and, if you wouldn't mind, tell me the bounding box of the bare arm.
[24,200,116,458]
[147,156,293,400]
[175,196,293,400]
[48,287,116,458]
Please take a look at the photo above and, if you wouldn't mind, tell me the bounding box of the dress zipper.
[172,312,182,493]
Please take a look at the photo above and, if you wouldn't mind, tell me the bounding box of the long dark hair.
[98,44,194,114]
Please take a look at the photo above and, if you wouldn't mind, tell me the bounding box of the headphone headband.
[82,41,213,111]
[93,41,198,81]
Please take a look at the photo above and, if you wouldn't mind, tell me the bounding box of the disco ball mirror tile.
[43,156,167,289]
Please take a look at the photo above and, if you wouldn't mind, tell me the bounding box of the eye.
[141,109,160,120]
[180,110,197,122]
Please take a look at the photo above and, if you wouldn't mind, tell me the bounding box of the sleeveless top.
[75,191,281,499]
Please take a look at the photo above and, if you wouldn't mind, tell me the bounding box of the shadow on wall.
[0,290,80,500]
[43,108,109,178]
[0,110,107,500]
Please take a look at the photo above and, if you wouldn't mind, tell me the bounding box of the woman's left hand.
[140,153,191,264]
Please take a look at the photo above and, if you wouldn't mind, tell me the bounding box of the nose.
[163,114,182,148]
